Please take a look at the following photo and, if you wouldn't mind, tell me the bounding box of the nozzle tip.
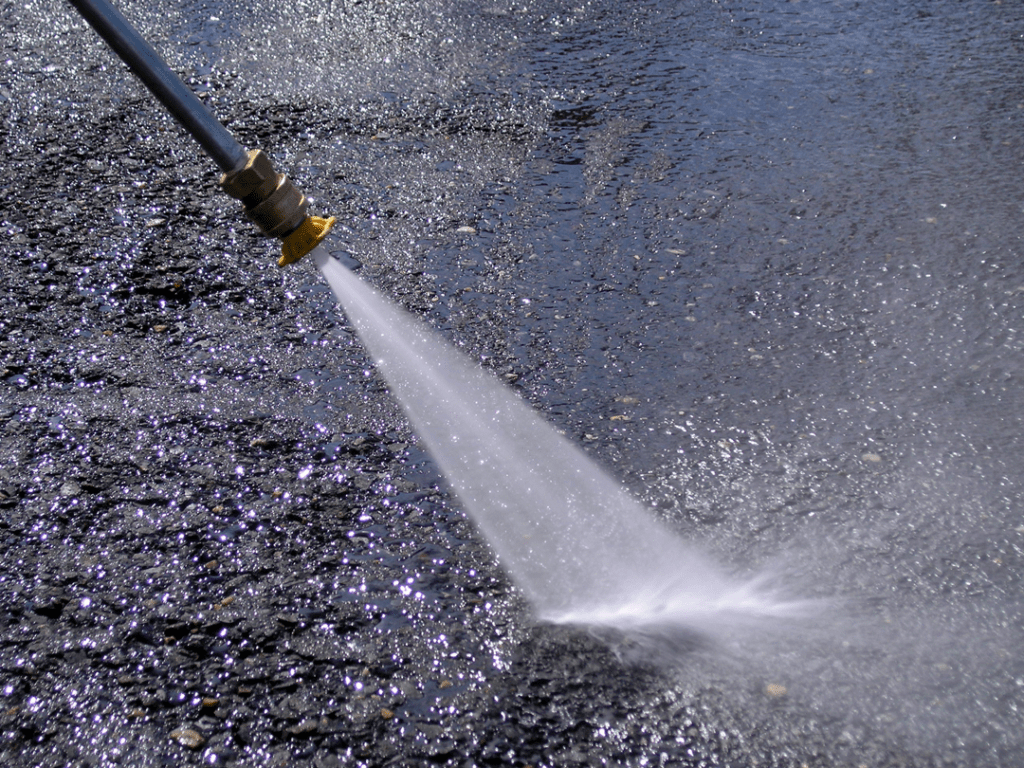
[278,215,336,267]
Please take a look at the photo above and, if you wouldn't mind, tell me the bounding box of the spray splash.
[312,246,809,636]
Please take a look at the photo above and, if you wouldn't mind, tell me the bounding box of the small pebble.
[861,453,882,463]
[169,727,205,749]
[59,481,81,497]
[286,719,321,736]
[764,683,787,698]
[455,225,477,234]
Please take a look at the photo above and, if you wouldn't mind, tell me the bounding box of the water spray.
[66,0,798,641]
[67,0,334,266]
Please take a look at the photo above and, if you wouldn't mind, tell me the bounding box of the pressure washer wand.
[66,0,334,266]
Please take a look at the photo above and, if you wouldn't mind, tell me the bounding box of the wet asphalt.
[4,0,1024,766]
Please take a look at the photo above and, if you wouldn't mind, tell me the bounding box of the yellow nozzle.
[279,215,337,267]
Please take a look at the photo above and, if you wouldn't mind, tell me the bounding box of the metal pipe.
[65,0,336,265]
[67,0,247,172]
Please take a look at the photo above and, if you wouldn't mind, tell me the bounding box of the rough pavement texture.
[4,1,1024,766]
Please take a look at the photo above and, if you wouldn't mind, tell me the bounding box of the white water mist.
[313,247,805,633]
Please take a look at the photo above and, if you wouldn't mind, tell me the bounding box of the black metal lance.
[66,0,334,265]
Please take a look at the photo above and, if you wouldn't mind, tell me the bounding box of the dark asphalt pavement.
[3,1,1024,766]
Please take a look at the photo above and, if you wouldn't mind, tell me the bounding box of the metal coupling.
[220,149,308,239]
[220,148,335,266]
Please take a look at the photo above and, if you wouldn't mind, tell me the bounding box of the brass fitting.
[220,149,308,239]
[219,148,334,266]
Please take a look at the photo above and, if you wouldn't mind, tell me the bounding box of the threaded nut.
[220,149,277,205]
[220,149,309,238]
